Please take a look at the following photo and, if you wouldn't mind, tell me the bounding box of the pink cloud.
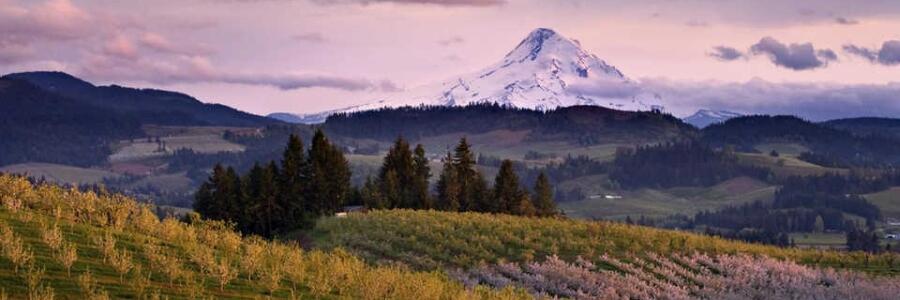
[103,35,138,60]
[139,32,212,56]
[78,52,394,92]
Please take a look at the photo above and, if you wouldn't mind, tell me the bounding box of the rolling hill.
[0,72,279,167]
[0,174,526,299]
[3,173,900,299]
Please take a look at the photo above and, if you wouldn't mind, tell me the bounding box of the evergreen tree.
[194,164,241,222]
[192,165,218,219]
[361,176,386,209]
[412,144,433,209]
[436,152,461,211]
[378,137,415,208]
[492,160,523,214]
[306,129,351,216]
[514,193,536,217]
[453,137,482,211]
[279,134,307,228]
[532,172,557,217]
[243,162,280,237]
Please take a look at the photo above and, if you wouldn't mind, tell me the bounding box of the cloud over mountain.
[642,78,900,120]
[709,46,745,61]
[749,37,836,70]
[844,41,900,66]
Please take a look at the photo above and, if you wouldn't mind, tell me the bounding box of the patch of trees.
[362,137,558,217]
[691,172,896,251]
[608,141,771,189]
[846,227,882,253]
[323,103,694,145]
[704,228,793,247]
[702,115,900,167]
[193,129,350,237]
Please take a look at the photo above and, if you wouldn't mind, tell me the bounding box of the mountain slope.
[701,115,900,166]
[0,77,142,166]
[4,71,277,127]
[824,117,900,139]
[275,28,662,123]
[683,109,743,128]
[0,71,283,167]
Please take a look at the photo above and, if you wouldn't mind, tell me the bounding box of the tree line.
[194,132,558,237]
[360,137,557,217]
[193,129,350,237]
[609,141,772,189]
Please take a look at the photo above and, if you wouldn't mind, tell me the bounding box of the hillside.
[0,78,142,167]
[0,174,525,299]
[4,72,276,127]
[824,117,900,139]
[0,72,280,167]
[314,210,900,299]
[701,115,900,167]
[4,166,900,298]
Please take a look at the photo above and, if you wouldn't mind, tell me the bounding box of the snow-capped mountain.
[683,109,744,128]
[275,28,663,124]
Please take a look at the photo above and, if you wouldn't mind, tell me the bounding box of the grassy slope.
[865,187,900,221]
[0,175,526,299]
[313,210,900,275]
[559,176,776,220]
[736,152,846,178]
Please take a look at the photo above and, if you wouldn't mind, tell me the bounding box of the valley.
[1,12,900,298]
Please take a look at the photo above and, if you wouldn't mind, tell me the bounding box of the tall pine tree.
[436,152,461,211]
[306,129,351,216]
[412,144,433,209]
[194,164,241,222]
[452,137,487,211]
[492,160,523,214]
[532,171,557,217]
[378,137,415,208]
[243,162,281,237]
[279,134,307,228]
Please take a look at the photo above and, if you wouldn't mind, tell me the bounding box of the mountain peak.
[505,28,565,62]
[683,109,744,128]
[289,27,658,117]
[3,71,95,93]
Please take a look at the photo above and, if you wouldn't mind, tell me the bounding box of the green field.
[559,176,776,220]
[754,143,810,157]
[790,232,847,249]
[737,152,846,178]
[865,187,900,221]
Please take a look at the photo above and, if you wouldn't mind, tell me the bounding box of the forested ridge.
[324,103,695,145]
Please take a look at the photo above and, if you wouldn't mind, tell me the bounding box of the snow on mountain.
[274,28,663,124]
[683,109,744,128]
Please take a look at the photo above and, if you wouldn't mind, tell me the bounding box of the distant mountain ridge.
[5,71,277,127]
[0,71,280,167]
[272,28,663,124]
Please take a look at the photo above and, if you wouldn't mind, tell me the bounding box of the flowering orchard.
[0,174,528,299]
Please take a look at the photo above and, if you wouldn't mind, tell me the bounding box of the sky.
[2,0,900,119]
